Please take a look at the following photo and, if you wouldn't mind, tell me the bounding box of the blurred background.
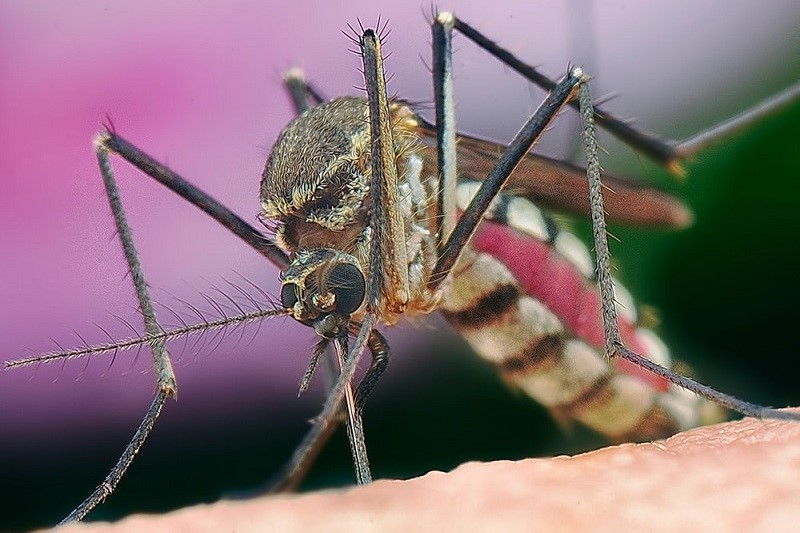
[1,0,799,529]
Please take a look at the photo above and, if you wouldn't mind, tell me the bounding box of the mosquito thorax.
[261,96,442,326]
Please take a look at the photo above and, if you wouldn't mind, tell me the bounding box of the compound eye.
[280,283,299,310]
[326,263,365,315]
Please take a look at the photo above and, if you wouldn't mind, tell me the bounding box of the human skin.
[54,413,800,533]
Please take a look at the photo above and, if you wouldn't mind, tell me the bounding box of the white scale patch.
[440,252,517,312]
[400,154,427,210]
[456,182,553,243]
[447,181,696,439]
[553,232,594,279]
[456,183,642,326]
[505,197,551,242]
[656,388,701,431]
[513,338,608,407]
[460,295,564,366]
[574,374,657,436]
[399,154,434,295]
[635,327,672,369]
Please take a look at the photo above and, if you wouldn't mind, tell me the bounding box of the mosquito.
[5,11,800,524]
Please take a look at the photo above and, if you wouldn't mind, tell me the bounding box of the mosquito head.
[280,248,366,338]
[261,96,429,327]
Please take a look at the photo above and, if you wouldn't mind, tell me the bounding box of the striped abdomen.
[440,183,722,440]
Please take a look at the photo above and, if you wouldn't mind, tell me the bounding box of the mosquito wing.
[414,120,692,229]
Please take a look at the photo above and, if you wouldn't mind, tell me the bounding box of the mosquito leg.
[432,12,458,250]
[335,335,372,485]
[99,131,289,270]
[360,27,410,310]
[282,68,328,115]
[429,67,585,289]
[59,135,180,523]
[451,14,800,174]
[312,24,407,484]
[60,392,168,523]
[263,420,340,494]
[281,66,351,484]
[674,81,800,159]
[270,26,409,491]
[577,79,800,422]
[96,134,177,395]
[283,25,403,487]
[266,326,386,493]
[449,15,679,171]
[354,329,390,412]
